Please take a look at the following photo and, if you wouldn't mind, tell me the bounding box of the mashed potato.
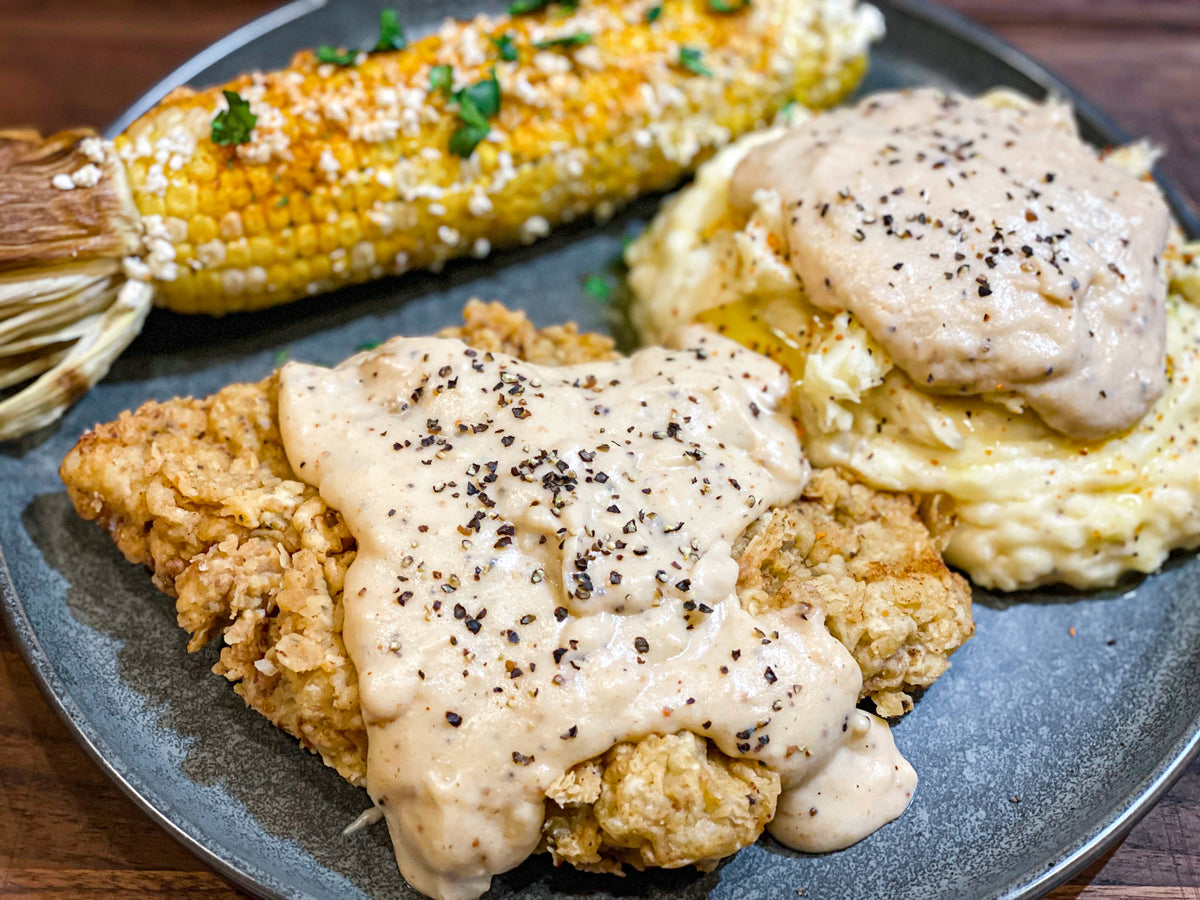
[629,96,1200,591]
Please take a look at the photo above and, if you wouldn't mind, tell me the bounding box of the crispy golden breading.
[736,469,974,717]
[59,300,612,787]
[60,300,971,872]
[62,372,370,779]
[543,732,780,874]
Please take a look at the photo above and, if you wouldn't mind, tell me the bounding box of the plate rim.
[0,548,299,900]
[4,1,1199,899]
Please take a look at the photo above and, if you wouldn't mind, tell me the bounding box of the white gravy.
[279,329,916,900]
[731,88,1170,439]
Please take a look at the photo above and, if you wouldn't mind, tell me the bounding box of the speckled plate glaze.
[3,1,1199,898]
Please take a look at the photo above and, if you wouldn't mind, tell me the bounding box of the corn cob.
[0,0,880,439]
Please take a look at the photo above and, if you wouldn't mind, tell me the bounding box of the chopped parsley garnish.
[430,64,454,95]
[508,0,577,14]
[493,32,519,61]
[316,45,358,66]
[356,341,382,352]
[583,274,612,302]
[509,0,548,13]
[458,71,502,119]
[679,46,712,77]
[211,90,257,145]
[316,10,405,70]
[645,5,662,22]
[708,0,750,11]
[449,121,490,158]
[275,195,290,207]
[449,71,502,158]
[374,9,407,52]
[533,32,591,49]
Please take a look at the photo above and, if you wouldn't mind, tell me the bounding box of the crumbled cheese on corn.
[521,216,551,242]
[318,148,341,178]
[78,137,108,164]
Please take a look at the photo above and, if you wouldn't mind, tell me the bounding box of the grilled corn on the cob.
[0,0,881,439]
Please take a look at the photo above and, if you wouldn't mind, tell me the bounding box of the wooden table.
[1,1,1198,897]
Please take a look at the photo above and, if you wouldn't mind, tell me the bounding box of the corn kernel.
[198,185,229,219]
[274,227,296,260]
[190,152,218,183]
[250,235,276,268]
[332,185,357,214]
[309,254,332,281]
[337,214,362,248]
[246,167,274,200]
[288,194,314,226]
[311,193,336,224]
[190,215,219,246]
[194,269,222,303]
[138,193,165,218]
[266,199,292,231]
[242,204,267,237]
[296,224,319,258]
[267,262,293,292]
[226,237,252,269]
[318,222,342,254]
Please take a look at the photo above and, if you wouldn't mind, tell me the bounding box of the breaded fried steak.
[60,300,972,874]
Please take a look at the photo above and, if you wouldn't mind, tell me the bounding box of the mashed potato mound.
[628,100,1200,591]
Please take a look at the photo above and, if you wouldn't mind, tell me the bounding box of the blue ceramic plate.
[3,2,1199,899]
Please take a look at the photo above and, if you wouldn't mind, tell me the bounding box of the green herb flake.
[211,90,258,146]
[356,341,382,352]
[274,347,291,366]
[707,0,750,12]
[374,9,407,52]
[533,32,591,50]
[678,46,712,77]
[509,0,577,14]
[316,45,359,66]
[777,99,800,122]
[449,123,491,158]
[493,33,519,61]
[508,0,548,14]
[645,5,662,22]
[430,64,454,95]
[583,274,612,302]
[458,71,501,119]
[448,71,502,158]
[275,195,290,208]
[457,96,490,132]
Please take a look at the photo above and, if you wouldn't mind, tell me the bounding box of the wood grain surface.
[1,1,1199,898]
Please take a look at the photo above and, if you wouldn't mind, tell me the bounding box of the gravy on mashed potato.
[278,332,916,900]
[729,88,1170,440]
[627,87,1200,591]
